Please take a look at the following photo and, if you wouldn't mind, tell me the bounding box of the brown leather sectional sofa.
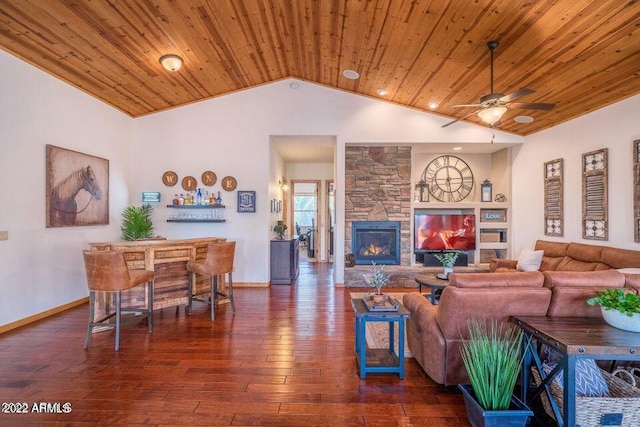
[403,262,633,386]
[490,240,640,288]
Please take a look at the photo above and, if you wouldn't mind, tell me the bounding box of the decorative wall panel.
[544,158,563,236]
[634,140,640,243]
[582,148,608,240]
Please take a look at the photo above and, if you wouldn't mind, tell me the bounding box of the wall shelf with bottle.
[166,205,226,223]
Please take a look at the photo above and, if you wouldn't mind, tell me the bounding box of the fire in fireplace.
[352,221,401,265]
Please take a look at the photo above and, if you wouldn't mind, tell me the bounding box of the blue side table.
[351,298,410,379]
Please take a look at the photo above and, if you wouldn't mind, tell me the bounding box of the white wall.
[130,79,520,285]
[0,50,132,326]
[511,93,640,255]
[0,53,527,326]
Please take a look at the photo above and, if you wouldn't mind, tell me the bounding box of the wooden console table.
[512,316,640,427]
[89,237,225,321]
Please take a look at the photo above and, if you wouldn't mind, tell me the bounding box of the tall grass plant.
[460,318,525,410]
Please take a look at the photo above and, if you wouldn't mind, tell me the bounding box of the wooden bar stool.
[187,241,236,321]
[82,250,154,351]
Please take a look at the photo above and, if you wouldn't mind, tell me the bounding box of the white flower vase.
[443,266,453,279]
[601,307,640,333]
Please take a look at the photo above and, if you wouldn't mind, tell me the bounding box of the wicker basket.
[531,366,640,426]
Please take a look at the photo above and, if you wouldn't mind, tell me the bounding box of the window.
[294,193,316,227]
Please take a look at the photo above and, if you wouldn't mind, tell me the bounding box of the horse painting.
[46,145,109,228]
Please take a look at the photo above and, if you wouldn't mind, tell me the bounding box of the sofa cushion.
[543,270,626,288]
[617,268,640,290]
[602,247,640,269]
[544,270,626,317]
[436,286,551,340]
[517,248,544,271]
[450,271,544,288]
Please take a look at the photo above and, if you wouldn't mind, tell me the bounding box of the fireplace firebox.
[352,221,401,265]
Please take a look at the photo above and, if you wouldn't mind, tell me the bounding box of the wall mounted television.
[414,213,476,251]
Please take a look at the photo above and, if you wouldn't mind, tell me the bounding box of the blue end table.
[351,298,410,379]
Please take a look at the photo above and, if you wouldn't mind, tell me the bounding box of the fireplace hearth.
[352,221,401,265]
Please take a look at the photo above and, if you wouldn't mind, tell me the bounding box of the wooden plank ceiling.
[0,0,638,136]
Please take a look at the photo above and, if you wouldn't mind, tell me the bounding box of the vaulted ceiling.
[0,1,638,136]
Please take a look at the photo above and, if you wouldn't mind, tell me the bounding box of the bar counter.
[89,237,226,319]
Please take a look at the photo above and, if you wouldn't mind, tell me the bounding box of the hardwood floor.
[0,261,469,426]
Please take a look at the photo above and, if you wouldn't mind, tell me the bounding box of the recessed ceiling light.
[376,88,388,96]
[290,82,300,89]
[428,102,439,110]
[515,115,534,123]
[452,146,463,151]
[343,69,360,80]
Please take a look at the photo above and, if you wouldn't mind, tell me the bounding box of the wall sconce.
[481,179,493,202]
[415,179,428,202]
[159,54,183,72]
[279,178,289,192]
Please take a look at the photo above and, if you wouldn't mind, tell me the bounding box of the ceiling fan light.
[159,54,183,72]
[477,106,507,125]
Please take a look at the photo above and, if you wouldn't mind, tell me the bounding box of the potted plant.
[587,288,640,332]
[362,262,389,303]
[458,318,533,427]
[273,222,287,240]
[121,204,154,241]
[434,251,459,278]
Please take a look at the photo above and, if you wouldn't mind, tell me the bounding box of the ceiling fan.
[442,40,555,128]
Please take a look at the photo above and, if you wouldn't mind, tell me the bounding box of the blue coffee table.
[350,298,410,379]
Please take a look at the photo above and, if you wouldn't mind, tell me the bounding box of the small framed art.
[237,190,256,213]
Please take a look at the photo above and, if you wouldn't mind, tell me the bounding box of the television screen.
[415,214,476,251]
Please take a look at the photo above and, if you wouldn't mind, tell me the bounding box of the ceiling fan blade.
[450,103,481,108]
[509,102,556,111]
[500,88,535,103]
[442,110,480,128]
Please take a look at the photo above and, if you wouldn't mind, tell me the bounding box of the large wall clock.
[423,155,474,202]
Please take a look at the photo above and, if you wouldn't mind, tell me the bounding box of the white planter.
[601,307,640,333]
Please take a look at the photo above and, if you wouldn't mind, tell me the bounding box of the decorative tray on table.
[362,295,400,312]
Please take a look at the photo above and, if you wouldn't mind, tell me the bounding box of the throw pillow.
[541,359,610,397]
[517,248,544,272]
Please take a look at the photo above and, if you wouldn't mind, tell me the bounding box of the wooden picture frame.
[544,158,563,236]
[582,148,608,240]
[46,144,109,228]
[237,190,256,213]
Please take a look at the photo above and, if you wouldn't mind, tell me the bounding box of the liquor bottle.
[210,192,216,205]
[173,194,179,205]
[197,188,203,206]
[178,194,184,205]
[217,191,222,205]
[204,191,210,205]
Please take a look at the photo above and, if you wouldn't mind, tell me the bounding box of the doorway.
[291,180,319,262]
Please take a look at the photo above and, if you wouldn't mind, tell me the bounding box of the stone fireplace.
[345,146,412,268]
[352,221,401,265]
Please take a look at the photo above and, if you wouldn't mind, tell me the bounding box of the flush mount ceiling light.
[159,54,183,72]
[376,88,388,96]
[515,115,534,123]
[428,102,439,110]
[477,106,508,125]
[342,69,360,80]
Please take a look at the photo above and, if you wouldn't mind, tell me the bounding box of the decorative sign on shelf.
[582,148,608,240]
[544,158,563,236]
[634,140,640,242]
